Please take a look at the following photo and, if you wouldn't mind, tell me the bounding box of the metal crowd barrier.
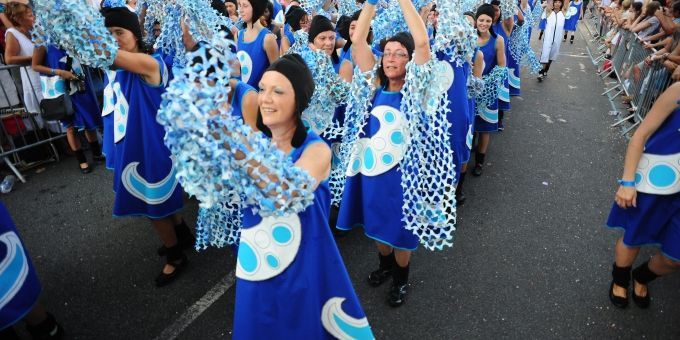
[581,11,673,137]
[0,64,65,183]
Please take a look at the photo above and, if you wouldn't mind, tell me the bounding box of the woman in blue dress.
[563,0,583,44]
[237,0,279,88]
[308,15,342,73]
[101,7,192,287]
[32,44,104,174]
[472,4,506,177]
[336,0,431,307]
[232,54,373,339]
[606,83,680,309]
[280,5,309,54]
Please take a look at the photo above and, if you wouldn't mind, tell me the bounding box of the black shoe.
[609,281,629,308]
[472,163,483,177]
[455,191,466,206]
[388,263,410,307]
[631,261,657,309]
[26,313,64,340]
[155,252,188,287]
[570,36,575,44]
[498,120,505,132]
[80,165,92,174]
[368,252,395,287]
[609,263,631,308]
[158,221,196,256]
[537,73,545,82]
[388,283,408,307]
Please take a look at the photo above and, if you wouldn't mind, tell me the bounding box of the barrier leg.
[3,156,25,183]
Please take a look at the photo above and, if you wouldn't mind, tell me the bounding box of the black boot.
[631,261,658,308]
[538,30,543,40]
[155,245,188,287]
[455,172,466,206]
[368,252,395,287]
[89,140,104,162]
[74,149,91,174]
[26,313,64,340]
[570,35,575,44]
[563,32,567,42]
[0,326,20,340]
[158,220,196,256]
[388,263,409,307]
[472,152,485,177]
[609,263,631,308]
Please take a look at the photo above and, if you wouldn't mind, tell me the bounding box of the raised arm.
[264,33,280,62]
[399,0,430,65]
[112,50,161,85]
[350,1,377,72]
[495,36,507,67]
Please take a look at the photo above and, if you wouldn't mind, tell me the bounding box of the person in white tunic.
[538,0,570,81]
[3,2,43,118]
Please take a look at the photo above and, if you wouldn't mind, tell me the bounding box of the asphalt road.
[2,24,679,339]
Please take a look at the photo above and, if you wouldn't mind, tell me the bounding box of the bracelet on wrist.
[618,179,636,187]
[50,68,56,76]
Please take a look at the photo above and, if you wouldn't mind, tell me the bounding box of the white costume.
[540,10,566,63]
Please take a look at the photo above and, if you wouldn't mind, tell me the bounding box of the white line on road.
[154,271,236,340]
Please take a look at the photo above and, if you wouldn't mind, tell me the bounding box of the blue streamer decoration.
[476,65,508,114]
[432,0,477,66]
[33,0,118,68]
[156,32,316,248]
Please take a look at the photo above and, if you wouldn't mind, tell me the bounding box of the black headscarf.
[285,5,307,31]
[102,7,143,48]
[256,54,314,147]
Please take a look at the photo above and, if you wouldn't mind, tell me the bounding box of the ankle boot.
[89,140,104,162]
[455,173,466,206]
[26,313,64,340]
[388,263,409,307]
[609,263,631,308]
[74,149,91,174]
[368,252,395,287]
[631,261,658,308]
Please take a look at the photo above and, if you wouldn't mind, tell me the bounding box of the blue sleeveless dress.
[39,45,102,129]
[564,0,583,32]
[0,203,42,331]
[230,80,256,119]
[233,132,373,339]
[475,36,500,133]
[493,22,514,105]
[437,52,471,182]
[606,107,680,260]
[337,88,419,250]
[110,55,184,218]
[237,28,273,88]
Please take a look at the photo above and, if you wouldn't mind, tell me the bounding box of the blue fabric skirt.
[606,192,680,261]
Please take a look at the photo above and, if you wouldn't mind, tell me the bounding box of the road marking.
[540,114,554,123]
[154,271,236,340]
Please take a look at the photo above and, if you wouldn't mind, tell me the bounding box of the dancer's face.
[554,0,563,10]
[312,30,336,56]
[299,14,311,31]
[238,0,253,22]
[258,71,297,128]
[108,27,138,53]
[226,2,237,16]
[476,14,493,34]
[349,20,358,40]
[382,41,409,80]
[492,5,501,21]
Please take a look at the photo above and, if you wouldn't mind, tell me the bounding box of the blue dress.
[233,132,373,339]
[0,203,42,330]
[39,45,102,130]
[337,88,419,250]
[606,107,680,261]
[437,51,471,182]
[564,0,583,32]
[110,55,184,218]
[237,28,273,88]
[475,35,500,133]
[493,22,514,106]
[283,24,295,48]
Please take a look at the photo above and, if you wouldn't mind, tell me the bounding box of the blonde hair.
[4,2,31,27]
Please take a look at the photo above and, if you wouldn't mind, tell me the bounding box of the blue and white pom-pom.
[33,0,118,68]
[432,0,477,66]
[476,65,509,114]
[500,0,516,20]
[157,32,316,217]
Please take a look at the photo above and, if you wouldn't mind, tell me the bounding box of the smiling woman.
[308,15,341,72]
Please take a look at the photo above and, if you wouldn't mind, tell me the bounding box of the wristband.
[50,68,56,76]
[617,179,636,187]
[366,0,378,5]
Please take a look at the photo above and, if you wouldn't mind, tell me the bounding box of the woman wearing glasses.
[336,0,432,307]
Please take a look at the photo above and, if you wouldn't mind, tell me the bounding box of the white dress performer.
[538,0,569,80]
